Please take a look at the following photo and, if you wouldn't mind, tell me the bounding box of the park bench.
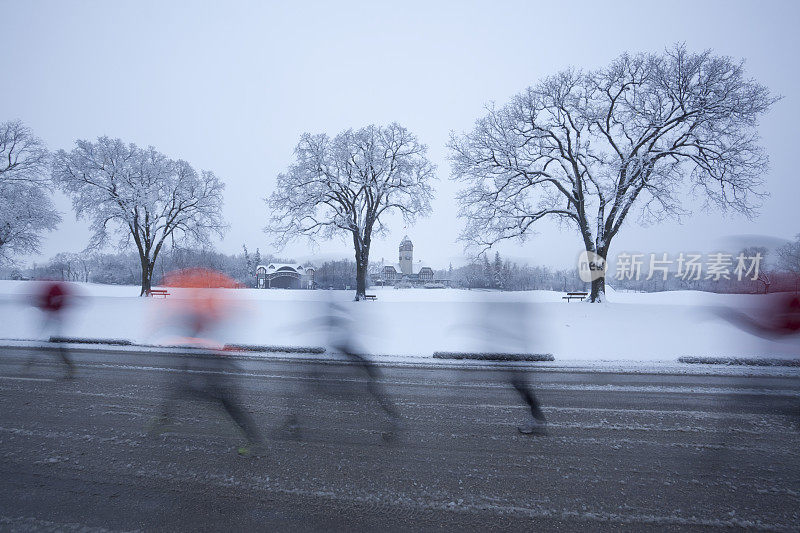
[148,289,170,298]
[562,291,588,302]
[364,294,378,301]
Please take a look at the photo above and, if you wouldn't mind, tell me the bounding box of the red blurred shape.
[161,267,238,289]
[770,292,800,334]
[159,269,238,343]
[36,280,72,313]
[722,291,800,340]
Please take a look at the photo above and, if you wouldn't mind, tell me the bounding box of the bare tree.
[0,181,61,263]
[52,137,227,295]
[47,252,92,282]
[777,235,800,275]
[266,123,435,300]
[740,246,772,294]
[0,120,60,263]
[450,45,777,301]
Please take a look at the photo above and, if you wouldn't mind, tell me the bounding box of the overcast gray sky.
[3,0,798,269]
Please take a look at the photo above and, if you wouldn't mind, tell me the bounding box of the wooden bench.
[364,294,378,301]
[148,289,170,298]
[562,291,588,302]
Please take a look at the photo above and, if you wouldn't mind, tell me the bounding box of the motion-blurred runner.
[149,268,264,457]
[31,280,76,379]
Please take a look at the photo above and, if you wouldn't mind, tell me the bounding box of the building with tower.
[378,235,448,287]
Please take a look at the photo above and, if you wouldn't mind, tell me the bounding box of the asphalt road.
[1,347,799,532]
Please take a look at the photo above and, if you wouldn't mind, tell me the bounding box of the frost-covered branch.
[0,181,61,264]
[0,120,51,186]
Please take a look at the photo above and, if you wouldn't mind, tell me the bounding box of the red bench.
[148,289,170,298]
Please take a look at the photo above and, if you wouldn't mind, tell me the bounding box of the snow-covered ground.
[0,280,797,362]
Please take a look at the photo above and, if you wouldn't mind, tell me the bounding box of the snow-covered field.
[0,280,797,362]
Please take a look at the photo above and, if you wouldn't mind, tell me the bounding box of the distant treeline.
[4,247,368,291]
[611,240,800,294]
[2,247,589,292]
[611,270,798,294]
[3,244,798,295]
[439,252,587,292]
[5,246,288,288]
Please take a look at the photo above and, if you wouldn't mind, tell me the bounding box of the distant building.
[256,263,316,289]
[378,236,448,287]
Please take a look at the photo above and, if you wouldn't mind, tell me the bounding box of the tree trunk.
[355,260,367,300]
[588,243,609,303]
[140,259,153,296]
[590,276,605,302]
[352,230,371,301]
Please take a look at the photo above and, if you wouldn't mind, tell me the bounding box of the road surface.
[1,346,799,531]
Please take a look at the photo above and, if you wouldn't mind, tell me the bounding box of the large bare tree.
[0,120,60,263]
[450,45,777,301]
[266,123,435,300]
[52,137,227,295]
